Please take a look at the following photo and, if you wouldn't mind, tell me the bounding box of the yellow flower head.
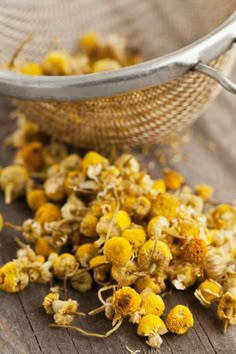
[43,287,60,314]
[17,141,44,171]
[163,169,184,190]
[80,213,98,238]
[152,179,166,194]
[217,287,236,332]
[27,189,48,210]
[75,243,98,267]
[195,184,213,200]
[20,62,43,76]
[81,151,108,172]
[169,261,197,290]
[93,58,121,73]
[137,314,168,348]
[89,255,109,284]
[165,305,194,335]
[35,237,54,258]
[112,286,141,316]
[194,279,223,307]
[121,228,146,253]
[182,239,208,264]
[79,31,101,54]
[178,218,200,238]
[104,237,132,266]
[42,50,71,75]
[53,253,77,279]
[147,216,169,239]
[151,193,180,220]
[35,203,61,225]
[137,240,172,271]
[131,196,151,220]
[111,261,138,286]
[141,291,165,317]
[211,204,236,229]
[0,260,29,293]
[0,165,29,204]
[134,275,164,295]
[71,271,93,293]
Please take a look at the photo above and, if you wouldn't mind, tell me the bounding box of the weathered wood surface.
[0,68,236,354]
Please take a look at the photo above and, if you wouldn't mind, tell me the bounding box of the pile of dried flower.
[4,32,142,76]
[0,120,236,349]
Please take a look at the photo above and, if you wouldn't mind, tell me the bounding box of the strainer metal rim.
[0,11,236,101]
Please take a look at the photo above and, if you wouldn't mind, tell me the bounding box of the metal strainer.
[0,0,236,148]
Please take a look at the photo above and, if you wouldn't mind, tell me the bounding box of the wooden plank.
[0,68,236,353]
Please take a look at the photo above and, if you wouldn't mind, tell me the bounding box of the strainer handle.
[195,63,236,94]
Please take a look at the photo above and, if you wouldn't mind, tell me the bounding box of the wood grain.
[0,68,236,354]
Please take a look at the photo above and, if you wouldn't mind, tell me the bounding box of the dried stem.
[88,304,106,316]
[49,318,123,339]
[9,33,34,68]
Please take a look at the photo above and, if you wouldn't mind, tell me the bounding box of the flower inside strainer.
[0,0,236,147]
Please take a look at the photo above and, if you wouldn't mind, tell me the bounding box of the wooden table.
[0,68,236,354]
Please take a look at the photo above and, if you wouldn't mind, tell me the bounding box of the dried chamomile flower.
[21,219,43,242]
[137,314,168,348]
[35,237,54,258]
[80,213,98,238]
[89,255,110,284]
[35,203,61,225]
[60,154,81,172]
[44,173,66,202]
[112,287,141,324]
[194,279,223,307]
[79,31,101,55]
[182,239,208,264]
[195,184,213,200]
[0,165,29,204]
[152,179,166,194]
[0,259,29,293]
[210,204,236,229]
[28,254,56,283]
[27,189,48,211]
[93,58,121,73]
[121,228,146,254]
[204,249,227,281]
[140,289,165,317]
[64,170,84,193]
[137,240,172,273]
[95,210,131,247]
[147,216,169,239]
[165,305,194,335]
[217,287,236,332]
[61,193,85,219]
[43,287,60,314]
[163,169,184,190]
[81,151,108,173]
[75,243,98,267]
[53,253,78,279]
[20,62,43,76]
[111,261,138,286]
[52,298,79,325]
[150,193,180,220]
[15,141,44,171]
[43,142,68,167]
[42,50,72,75]
[134,275,166,295]
[115,154,140,175]
[169,261,198,290]
[179,192,204,214]
[130,196,151,220]
[71,271,93,293]
[104,237,132,267]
